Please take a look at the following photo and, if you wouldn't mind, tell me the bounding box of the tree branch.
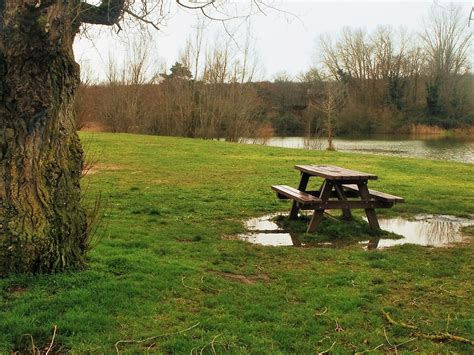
[123,9,160,30]
[78,0,126,26]
[175,0,215,11]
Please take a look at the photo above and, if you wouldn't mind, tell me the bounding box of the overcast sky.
[74,1,473,81]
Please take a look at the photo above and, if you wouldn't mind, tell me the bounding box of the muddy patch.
[217,272,270,284]
[7,285,27,295]
[82,163,123,176]
[239,213,473,249]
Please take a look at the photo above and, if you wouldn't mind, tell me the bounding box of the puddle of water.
[245,217,280,231]
[239,214,473,249]
[241,233,295,246]
[372,215,472,248]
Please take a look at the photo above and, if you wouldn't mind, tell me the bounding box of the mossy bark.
[0,0,88,275]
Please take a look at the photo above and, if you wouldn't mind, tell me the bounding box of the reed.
[453,126,474,137]
[409,124,446,136]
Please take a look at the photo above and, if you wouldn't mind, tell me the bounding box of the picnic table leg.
[357,182,380,230]
[308,210,324,232]
[334,183,353,220]
[290,233,302,247]
[307,180,333,232]
[290,172,310,220]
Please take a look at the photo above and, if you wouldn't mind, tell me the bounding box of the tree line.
[77,5,473,140]
[77,29,267,141]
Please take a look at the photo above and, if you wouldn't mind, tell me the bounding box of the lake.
[247,135,474,164]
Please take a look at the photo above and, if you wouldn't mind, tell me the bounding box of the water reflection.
[247,136,474,164]
[239,214,473,249]
[420,137,474,163]
[241,232,294,246]
[245,216,281,231]
[241,215,293,246]
[373,215,472,248]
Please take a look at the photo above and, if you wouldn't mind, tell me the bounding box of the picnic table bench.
[272,165,404,233]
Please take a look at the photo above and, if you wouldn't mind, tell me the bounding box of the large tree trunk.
[0,0,88,275]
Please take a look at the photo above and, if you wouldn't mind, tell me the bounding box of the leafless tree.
[75,60,98,129]
[318,80,345,150]
[421,3,473,118]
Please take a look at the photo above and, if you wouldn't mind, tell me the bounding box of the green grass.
[461,225,474,237]
[1,132,473,353]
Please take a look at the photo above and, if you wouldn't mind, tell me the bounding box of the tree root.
[382,310,474,346]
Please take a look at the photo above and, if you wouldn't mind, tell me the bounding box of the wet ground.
[239,213,473,249]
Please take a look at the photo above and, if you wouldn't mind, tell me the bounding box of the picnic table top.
[295,165,378,181]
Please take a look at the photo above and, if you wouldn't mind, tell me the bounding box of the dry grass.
[410,124,446,136]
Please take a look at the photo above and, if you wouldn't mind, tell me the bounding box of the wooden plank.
[313,166,354,179]
[311,166,346,177]
[318,180,334,202]
[342,184,404,203]
[295,165,343,179]
[295,165,377,180]
[334,183,353,220]
[357,182,380,230]
[330,166,378,180]
[308,210,325,232]
[317,165,376,180]
[290,234,302,247]
[277,190,360,199]
[305,180,333,232]
[299,200,393,210]
[290,172,311,219]
[365,209,380,230]
[298,172,310,190]
[325,165,377,179]
[271,185,321,205]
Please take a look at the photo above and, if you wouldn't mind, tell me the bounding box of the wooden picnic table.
[272,165,404,233]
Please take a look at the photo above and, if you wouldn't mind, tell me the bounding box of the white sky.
[73,1,473,81]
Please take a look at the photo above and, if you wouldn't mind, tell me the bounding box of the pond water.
[247,136,474,164]
[239,214,473,249]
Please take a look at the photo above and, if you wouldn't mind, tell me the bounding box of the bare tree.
[421,4,472,119]
[317,20,471,131]
[298,68,323,149]
[75,60,98,130]
[319,80,345,150]
[422,4,472,77]
[302,68,345,150]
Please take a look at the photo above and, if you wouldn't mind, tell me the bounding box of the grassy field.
[1,132,473,353]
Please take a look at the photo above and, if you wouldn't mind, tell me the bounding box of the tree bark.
[0,0,87,275]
